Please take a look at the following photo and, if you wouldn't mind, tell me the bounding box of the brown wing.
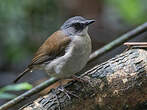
[29,30,71,67]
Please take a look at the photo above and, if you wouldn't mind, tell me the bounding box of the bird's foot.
[72,75,95,94]
[50,86,80,110]
[72,75,88,83]
[72,75,90,89]
[58,86,80,100]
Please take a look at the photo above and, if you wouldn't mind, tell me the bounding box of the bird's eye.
[74,23,80,26]
[73,23,82,30]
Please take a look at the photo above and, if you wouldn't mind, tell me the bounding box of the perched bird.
[14,16,95,83]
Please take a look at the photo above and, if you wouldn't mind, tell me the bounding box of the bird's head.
[61,16,95,36]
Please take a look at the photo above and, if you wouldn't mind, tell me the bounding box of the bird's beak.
[85,19,96,25]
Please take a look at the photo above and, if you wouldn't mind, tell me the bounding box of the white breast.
[44,33,91,78]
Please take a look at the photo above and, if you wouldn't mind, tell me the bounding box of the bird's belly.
[44,35,91,78]
[61,47,90,76]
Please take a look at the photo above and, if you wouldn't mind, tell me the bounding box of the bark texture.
[21,49,147,110]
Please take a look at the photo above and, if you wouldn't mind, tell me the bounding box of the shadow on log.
[21,49,147,110]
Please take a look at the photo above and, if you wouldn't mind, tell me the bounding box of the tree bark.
[21,49,147,110]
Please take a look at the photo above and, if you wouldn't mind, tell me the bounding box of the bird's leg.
[72,75,88,83]
[72,75,89,90]
[58,80,79,100]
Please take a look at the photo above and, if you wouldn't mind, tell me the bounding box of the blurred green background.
[0,0,147,109]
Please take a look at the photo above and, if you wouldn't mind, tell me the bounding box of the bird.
[14,16,95,83]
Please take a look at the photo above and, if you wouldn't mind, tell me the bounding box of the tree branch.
[21,49,147,110]
[0,78,58,110]
[0,22,147,110]
[89,22,147,62]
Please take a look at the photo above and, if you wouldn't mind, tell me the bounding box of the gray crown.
[60,16,95,36]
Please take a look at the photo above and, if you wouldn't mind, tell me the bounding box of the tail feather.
[13,68,31,83]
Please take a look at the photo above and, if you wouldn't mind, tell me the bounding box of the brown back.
[29,30,71,67]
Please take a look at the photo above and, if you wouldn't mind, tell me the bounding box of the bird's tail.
[13,68,31,83]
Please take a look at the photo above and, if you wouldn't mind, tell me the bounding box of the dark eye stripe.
[73,23,84,30]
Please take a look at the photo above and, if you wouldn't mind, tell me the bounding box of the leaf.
[0,93,16,99]
[107,0,147,24]
[0,82,33,92]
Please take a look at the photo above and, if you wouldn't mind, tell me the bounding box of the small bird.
[14,16,95,83]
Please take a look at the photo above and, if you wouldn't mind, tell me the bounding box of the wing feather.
[29,30,71,67]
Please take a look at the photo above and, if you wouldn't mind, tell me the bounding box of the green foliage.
[0,0,60,63]
[106,0,147,24]
[0,83,32,99]
[0,93,16,99]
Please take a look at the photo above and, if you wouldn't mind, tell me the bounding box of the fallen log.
[21,49,147,110]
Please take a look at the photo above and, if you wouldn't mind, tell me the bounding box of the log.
[21,49,147,110]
